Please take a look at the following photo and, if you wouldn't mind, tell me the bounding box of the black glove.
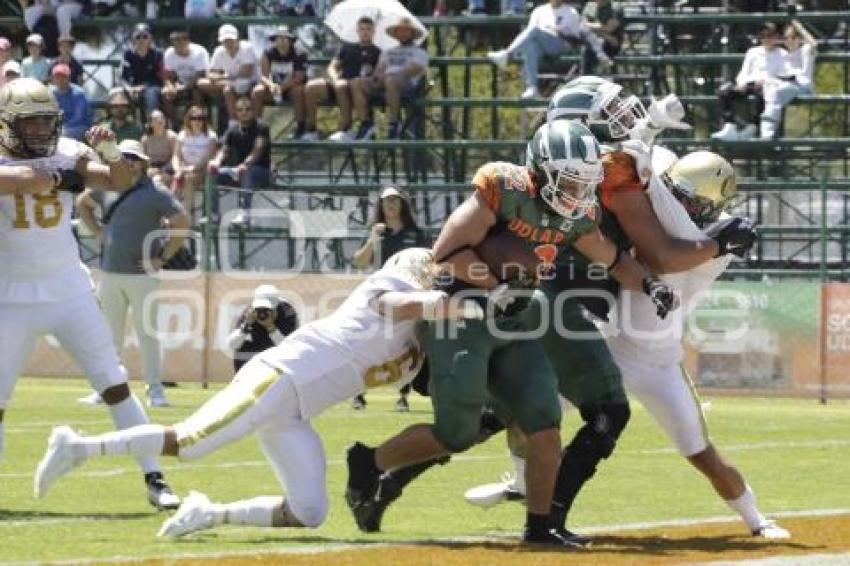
[642,277,679,320]
[54,169,86,194]
[707,216,758,258]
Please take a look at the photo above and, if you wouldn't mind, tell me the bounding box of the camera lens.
[256,308,271,320]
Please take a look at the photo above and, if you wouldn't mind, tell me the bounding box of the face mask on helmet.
[14,113,61,157]
[539,159,603,220]
[595,82,647,140]
[662,172,727,225]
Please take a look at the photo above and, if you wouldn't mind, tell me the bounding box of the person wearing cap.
[0,37,13,87]
[120,23,164,115]
[2,61,21,81]
[712,22,788,141]
[486,0,610,99]
[162,30,210,125]
[23,0,84,39]
[49,62,91,140]
[76,139,191,408]
[351,185,428,412]
[303,16,381,142]
[226,284,299,373]
[100,88,144,142]
[22,33,51,83]
[350,17,429,140]
[51,34,84,85]
[251,25,307,127]
[199,24,260,123]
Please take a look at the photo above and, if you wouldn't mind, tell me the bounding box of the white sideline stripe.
[2,508,849,566]
[4,437,850,479]
[701,552,850,566]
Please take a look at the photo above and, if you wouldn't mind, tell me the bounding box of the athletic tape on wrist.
[95,139,122,163]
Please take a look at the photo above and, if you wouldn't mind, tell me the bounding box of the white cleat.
[146,386,170,408]
[710,122,740,141]
[752,520,791,539]
[464,473,526,508]
[521,86,540,100]
[487,50,509,70]
[738,124,758,140]
[34,426,83,498]
[77,392,103,405]
[157,491,216,538]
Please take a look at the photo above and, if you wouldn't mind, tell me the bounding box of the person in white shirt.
[760,19,817,139]
[198,24,260,123]
[487,0,610,99]
[34,248,483,538]
[712,22,787,141]
[162,30,210,126]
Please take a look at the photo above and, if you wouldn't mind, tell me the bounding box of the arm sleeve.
[154,186,185,217]
[599,152,644,210]
[799,44,815,89]
[471,164,502,213]
[736,48,755,86]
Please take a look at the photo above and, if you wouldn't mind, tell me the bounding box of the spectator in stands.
[101,88,144,142]
[0,37,13,87]
[208,97,271,227]
[487,0,611,99]
[76,139,191,408]
[162,30,210,126]
[277,0,316,16]
[172,104,217,220]
[50,34,84,85]
[350,17,429,140]
[759,19,817,139]
[142,109,178,187]
[303,16,381,142]
[467,0,525,15]
[198,24,260,124]
[22,33,51,82]
[251,25,307,129]
[184,0,217,18]
[49,63,91,140]
[22,0,84,39]
[581,0,623,74]
[351,185,427,412]
[712,22,787,141]
[121,23,164,116]
[3,61,22,82]
[226,284,298,373]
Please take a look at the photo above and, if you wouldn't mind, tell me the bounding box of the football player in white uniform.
[464,78,789,539]
[0,78,178,509]
[34,248,484,537]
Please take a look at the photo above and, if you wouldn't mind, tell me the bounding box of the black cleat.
[145,472,180,510]
[344,442,381,528]
[352,473,403,532]
[522,527,589,549]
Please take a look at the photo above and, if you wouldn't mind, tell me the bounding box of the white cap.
[218,24,239,42]
[26,33,44,45]
[2,60,21,76]
[251,284,280,309]
[380,186,402,199]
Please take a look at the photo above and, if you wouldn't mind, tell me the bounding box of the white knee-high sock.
[211,496,281,527]
[726,484,767,530]
[76,424,166,461]
[106,395,160,473]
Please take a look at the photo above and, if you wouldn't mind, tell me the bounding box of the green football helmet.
[547,75,647,142]
[526,120,603,220]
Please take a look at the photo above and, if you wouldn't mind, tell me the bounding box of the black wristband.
[607,249,624,272]
[641,276,654,296]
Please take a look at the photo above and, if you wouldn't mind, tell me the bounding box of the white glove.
[647,94,691,130]
[619,139,653,185]
[486,283,516,313]
[94,139,122,163]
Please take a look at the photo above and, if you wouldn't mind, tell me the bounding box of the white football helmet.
[0,77,63,158]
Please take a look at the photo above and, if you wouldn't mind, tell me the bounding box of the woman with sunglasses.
[171,105,217,221]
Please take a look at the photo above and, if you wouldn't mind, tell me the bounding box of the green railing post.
[819,171,828,405]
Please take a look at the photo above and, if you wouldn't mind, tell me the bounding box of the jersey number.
[13,192,63,229]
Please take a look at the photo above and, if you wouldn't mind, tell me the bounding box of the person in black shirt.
[225,284,298,373]
[208,97,271,227]
[251,25,307,128]
[121,23,164,115]
[350,185,429,412]
[51,34,84,85]
[303,17,381,141]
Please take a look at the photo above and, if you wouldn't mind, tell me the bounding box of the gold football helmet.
[0,77,63,158]
[662,151,736,225]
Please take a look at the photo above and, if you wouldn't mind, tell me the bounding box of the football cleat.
[350,473,403,533]
[464,472,526,508]
[752,520,791,539]
[351,395,366,411]
[344,442,381,528]
[522,527,588,549]
[553,527,592,548]
[157,491,216,538]
[34,426,84,498]
[77,392,103,405]
[146,472,181,510]
[394,396,410,413]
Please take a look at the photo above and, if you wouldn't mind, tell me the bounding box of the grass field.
[1,377,849,564]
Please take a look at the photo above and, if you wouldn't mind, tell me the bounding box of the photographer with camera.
[226,284,298,373]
